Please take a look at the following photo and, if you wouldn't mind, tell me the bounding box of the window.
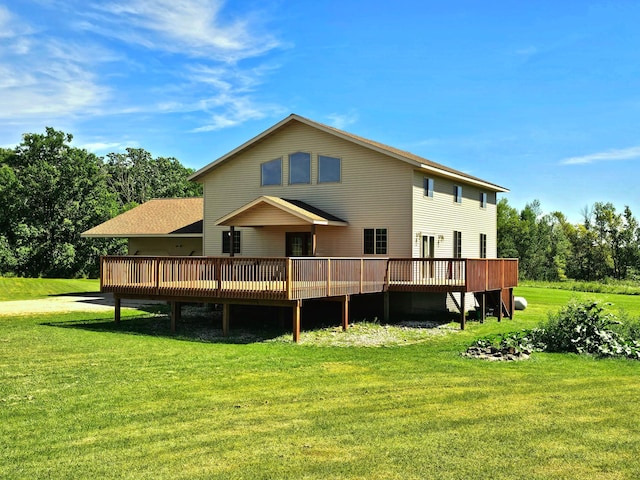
[318,155,341,183]
[423,177,434,197]
[480,233,487,259]
[289,152,311,184]
[222,230,241,254]
[453,231,462,258]
[480,192,487,209]
[454,185,462,204]
[364,228,387,254]
[261,158,282,186]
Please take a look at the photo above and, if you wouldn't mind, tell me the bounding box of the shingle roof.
[82,198,203,237]
[188,114,508,192]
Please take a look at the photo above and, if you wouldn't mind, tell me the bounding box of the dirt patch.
[0,293,162,317]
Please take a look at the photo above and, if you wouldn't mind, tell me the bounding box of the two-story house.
[88,114,518,340]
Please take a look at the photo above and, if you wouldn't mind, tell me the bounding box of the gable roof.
[215,196,348,227]
[81,197,203,238]
[188,114,509,192]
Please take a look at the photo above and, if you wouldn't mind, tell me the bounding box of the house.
[88,114,518,340]
[82,197,203,256]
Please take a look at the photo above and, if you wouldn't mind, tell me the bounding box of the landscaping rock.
[514,296,528,310]
[463,345,531,361]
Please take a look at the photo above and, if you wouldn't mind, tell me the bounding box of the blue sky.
[1,0,639,221]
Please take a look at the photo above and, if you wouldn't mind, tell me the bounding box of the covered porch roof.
[215,196,348,227]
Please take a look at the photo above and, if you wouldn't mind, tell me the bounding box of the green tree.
[1,128,121,277]
[104,148,202,208]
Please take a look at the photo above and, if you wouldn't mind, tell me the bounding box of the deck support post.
[292,301,301,343]
[479,293,486,323]
[170,301,181,333]
[460,293,466,330]
[114,296,121,325]
[383,292,390,322]
[341,295,350,331]
[509,288,515,319]
[497,290,503,322]
[222,303,230,336]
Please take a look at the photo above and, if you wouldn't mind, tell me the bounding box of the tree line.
[498,198,640,282]
[0,128,202,278]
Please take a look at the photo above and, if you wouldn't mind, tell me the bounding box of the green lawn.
[0,277,100,301]
[1,285,640,479]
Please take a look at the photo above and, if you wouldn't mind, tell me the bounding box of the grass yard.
[0,277,100,301]
[1,285,640,479]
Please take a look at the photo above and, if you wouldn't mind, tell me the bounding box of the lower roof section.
[81,197,203,238]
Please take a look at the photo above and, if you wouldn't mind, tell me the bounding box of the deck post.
[479,293,486,323]
[114,296,121,325]
[222,303,230,336]
[170,301,181,333]
[383,291,389,322]
[497,290,503,322]
[460,293,466,330]
[509,288,515,319]
[341,295,350,331]
[292,301,301,342]
[286,258,292,300]
[311,224,317,256]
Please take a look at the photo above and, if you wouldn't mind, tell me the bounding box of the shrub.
[469,300,640,360]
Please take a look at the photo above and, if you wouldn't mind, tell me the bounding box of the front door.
[286,232,312,256]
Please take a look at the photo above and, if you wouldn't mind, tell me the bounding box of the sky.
[1,0,639,222]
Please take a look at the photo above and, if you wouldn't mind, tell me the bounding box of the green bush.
[470,300,640,359]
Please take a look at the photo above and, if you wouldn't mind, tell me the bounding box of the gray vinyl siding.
[201,120,413,257]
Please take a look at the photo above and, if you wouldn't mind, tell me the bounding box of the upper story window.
[454,185,462,204]
[318,155,341,183]
[423,177,434,197]
[261,158,282,186]
[289,152,311,184]
[364,228,387,255]
[480,192,487,209]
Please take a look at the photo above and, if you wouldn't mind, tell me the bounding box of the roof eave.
[81,233,203,238]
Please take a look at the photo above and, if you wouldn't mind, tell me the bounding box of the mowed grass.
[0,277,100,301]
[1,285,640,479]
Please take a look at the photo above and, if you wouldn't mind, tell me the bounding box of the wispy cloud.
[326,111,359,130]
[0,39,111,120]
[0,1,284,140]
[77,141,138,153]
[560,146,640,165]
[88,0,280,62]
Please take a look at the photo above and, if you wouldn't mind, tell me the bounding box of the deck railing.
[101,256,518,300]
[387,258,518,292]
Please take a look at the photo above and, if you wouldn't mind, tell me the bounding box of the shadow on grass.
[49,291,166,312]
[41,306,292,344]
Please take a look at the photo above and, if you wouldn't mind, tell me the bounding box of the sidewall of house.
[128,237,203,256]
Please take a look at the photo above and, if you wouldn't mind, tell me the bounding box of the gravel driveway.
[0,293,162,317]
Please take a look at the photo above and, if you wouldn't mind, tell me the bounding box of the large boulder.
[514,296,528,310]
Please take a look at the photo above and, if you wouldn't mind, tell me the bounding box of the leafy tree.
[1,128,122,277]
[104,148,202,208]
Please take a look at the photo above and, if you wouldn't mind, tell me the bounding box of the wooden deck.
[100,256,518,340]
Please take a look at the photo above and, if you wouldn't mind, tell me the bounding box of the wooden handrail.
[100,256,518,300]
